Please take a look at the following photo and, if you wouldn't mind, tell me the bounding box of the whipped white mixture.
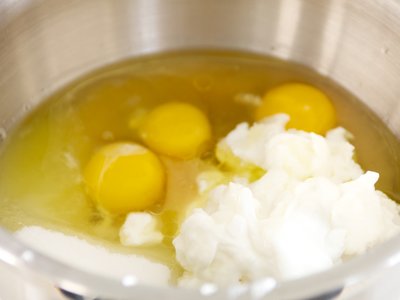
[173,114,400,287]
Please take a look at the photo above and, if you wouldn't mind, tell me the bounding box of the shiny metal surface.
[1,0,400,299]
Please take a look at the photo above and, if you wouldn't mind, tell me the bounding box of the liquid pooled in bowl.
[0,51,400,286]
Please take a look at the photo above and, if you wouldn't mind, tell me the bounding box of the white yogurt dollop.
[120,212,163,246]
[173,114,400,287]
[223,114,363,181]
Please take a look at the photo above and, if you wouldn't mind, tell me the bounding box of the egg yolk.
[255,83,336,135]
[139,102,212,159]
[84,142,165,214]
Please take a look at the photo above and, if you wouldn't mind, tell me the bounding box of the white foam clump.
[16,226,170,286]
[173,114,400,287]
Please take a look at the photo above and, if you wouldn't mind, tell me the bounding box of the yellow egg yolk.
[84,142,165,214]
[255,83,336,135]
[139,102,212,159]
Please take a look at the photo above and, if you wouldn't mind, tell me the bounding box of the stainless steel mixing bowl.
[1,0,400,299]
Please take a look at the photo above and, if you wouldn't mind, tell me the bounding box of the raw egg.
[255,83,336,135]
[84,142,165,214]
[139,102,212,159]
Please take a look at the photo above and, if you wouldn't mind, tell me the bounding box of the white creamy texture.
[173,114,400,287]
[16,226,170,286]
[120,212,163,246]
[222,114,363,181]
